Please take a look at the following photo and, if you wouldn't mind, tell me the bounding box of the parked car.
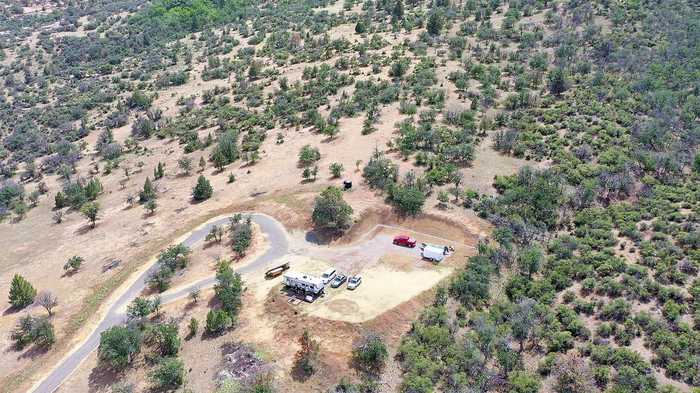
[330,274,347,288]
[393,235,416,248]
[347,275,362,290]
[321,268,337,284]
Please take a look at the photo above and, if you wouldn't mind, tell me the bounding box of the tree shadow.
[87,364,123,393]
[183,300,198,312]
[189,198,205,205]
[299,178,317,185]
[202,239,222,250]
[321,135,339,144]
[207,295,221,309]
[74,223,95,236]
[304,229,343,245]
[61,269,79,279]
[3,305,20,316]
[18,344,50,360]
[290,360,313,382]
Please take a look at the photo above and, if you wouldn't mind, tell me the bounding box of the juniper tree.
[139,177,156,202]
[192,175,213,201]
[81,202,99,228]
[9,274,36,309]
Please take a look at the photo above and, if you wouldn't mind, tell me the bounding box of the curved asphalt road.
[33,213,289,393]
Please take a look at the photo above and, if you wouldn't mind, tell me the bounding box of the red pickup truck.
[393,235,417,248]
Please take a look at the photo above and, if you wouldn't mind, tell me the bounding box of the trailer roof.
[283,271,324,286]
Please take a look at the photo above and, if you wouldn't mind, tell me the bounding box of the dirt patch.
[382,253,417,272]
[326,298,360,314]
[460,132,548,196]
[340,207,485,247]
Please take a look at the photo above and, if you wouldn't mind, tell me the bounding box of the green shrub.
[352,333,388,374]
[149,357,184,389]
[206,309,233,334]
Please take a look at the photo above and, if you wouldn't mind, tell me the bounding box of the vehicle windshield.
[349,277,359,283]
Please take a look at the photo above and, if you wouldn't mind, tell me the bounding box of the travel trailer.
[283,271,325,295]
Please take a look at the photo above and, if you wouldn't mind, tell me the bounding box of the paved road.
[33,213,288,393]
[32,213,470,393]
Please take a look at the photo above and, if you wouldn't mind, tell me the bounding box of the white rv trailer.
[283,271,325,295]
[422,245,446,262]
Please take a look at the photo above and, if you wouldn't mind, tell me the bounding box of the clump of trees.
[362,149,428,216]
[98,325,142,369]
[126,296,160,321]
[0,180,26,221]
[211,131,239,170]
[12,315,55,349]
[388,172,427,216]
[229,214,253,257]
[298,145,321,167]
[298,145,321,182]
[55,177,103,210]
[147,244,191,292]
[206,260,243,334]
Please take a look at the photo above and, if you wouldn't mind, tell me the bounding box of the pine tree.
[392,0,404,21]
[212,149,226,172]
[192,175,213,201]
[548,68,569,96]
[139,177,156,202]
[427,11,444,36]
[145,199,158,215]
[54,191,66,209]
[295,330,320,376]
[154,162,165,179]
[84,178,103,200]
[9,274,37,309]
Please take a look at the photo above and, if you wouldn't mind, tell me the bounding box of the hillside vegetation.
[0,0,698,392]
